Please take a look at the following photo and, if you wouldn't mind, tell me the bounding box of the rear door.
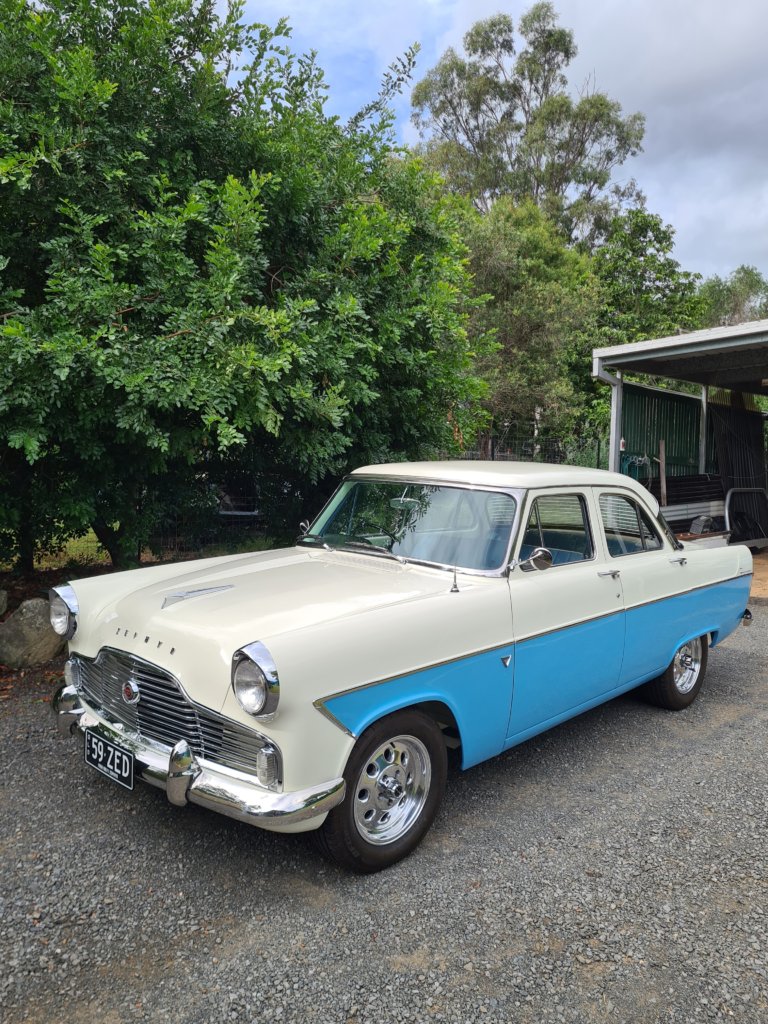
[594,488,737,685]
[506,488,625,744]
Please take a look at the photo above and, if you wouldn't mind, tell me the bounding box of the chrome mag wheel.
[352,734,431,846]
[673,637,703,694]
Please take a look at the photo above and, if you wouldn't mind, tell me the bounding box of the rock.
[0,598,65,669]
[0,589,7,617]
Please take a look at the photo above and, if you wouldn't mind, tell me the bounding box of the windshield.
[301,479,518,572]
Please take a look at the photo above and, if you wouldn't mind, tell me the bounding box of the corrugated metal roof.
[592,319,768,395]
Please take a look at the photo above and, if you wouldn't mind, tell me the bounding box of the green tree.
[575,207,703,427]
[698,265,768,327]
[462,198,600,438]
[0,0,486,570]
[411,4,645,244]
[591,208,702,345]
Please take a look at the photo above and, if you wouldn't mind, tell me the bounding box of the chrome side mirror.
[298,519,310,536]
[528,546,553,571]
[508,546,553,573]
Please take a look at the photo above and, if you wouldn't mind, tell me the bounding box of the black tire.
[642,634,709,710]
[314,709,447,873]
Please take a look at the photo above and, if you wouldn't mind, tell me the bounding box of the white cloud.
[241,0,768,277]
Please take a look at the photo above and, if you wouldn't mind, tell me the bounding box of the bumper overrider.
[53,684,345,830]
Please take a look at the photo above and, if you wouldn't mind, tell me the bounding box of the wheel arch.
[322,693,464,763]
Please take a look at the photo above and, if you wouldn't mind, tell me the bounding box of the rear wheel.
[314,709,447,873]
[642,635,708,710]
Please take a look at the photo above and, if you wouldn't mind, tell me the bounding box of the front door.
[506,488,625,745]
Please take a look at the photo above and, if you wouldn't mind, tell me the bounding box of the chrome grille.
[75,648,271,779]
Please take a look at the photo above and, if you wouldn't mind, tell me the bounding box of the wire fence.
[449,433,609,469]
[3,434,609,573]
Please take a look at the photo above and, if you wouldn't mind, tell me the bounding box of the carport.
[592,319,768,549]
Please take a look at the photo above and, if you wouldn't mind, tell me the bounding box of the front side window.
[599,494,663,557]
[520,493,593,566]
[303,479,518,572]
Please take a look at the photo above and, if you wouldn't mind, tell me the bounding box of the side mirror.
[298,519,310,536]
[528,546,553,571]
[509,546,553,573]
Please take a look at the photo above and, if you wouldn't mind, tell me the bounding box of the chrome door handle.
[598,569,620,578]
[669,557,688,566]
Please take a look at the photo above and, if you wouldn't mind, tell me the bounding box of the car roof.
[351,461,659,508]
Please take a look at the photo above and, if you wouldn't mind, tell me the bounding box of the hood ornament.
[162,585,234,609]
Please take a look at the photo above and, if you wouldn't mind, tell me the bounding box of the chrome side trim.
[620,573,749,615]
[53,687,345,829]
[315,640,514,714]
[313,700,356,738]
[315,573,748,714]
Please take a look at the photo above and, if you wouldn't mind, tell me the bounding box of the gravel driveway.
[1,604,766,1024]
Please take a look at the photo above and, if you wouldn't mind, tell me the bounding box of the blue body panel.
[320,576,750,771]
[323,645,515,770]
[620,575,751,685]
[505,609,625,742]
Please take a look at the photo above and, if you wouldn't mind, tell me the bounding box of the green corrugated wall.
[621,383,717,479]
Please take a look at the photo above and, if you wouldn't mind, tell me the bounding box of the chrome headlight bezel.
[49,585,79,639]
[231,641,280,718]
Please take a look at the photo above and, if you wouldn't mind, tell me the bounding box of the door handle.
[598,569,620,578]
[669,557,688,566]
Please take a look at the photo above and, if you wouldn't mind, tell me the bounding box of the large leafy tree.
[698,265,768,327]
[591,208,702,345]
[463,198,600,437]
[0,0,486,570]
[571,207,703,427]
[411,3,645,245]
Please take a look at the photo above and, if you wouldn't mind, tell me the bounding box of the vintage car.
[52,462,753,872]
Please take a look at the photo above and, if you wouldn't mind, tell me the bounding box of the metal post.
[699,386,708,474]
[609,371,623,473]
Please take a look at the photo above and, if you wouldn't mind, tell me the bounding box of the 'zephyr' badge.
[122,679,140,705]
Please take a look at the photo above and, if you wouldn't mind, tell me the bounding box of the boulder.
[0,589,7,617]
[0,598,65,669]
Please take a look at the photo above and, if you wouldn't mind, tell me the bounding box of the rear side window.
[600,494,663,557]
[521,494,593,566]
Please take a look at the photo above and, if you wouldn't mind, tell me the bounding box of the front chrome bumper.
[53,684,345,830]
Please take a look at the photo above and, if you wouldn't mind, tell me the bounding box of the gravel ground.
[1,604,766,1024]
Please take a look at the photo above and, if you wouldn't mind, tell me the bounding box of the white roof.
[351,461,657,504]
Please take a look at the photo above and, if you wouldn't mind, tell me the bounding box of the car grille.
[75,647,270,779]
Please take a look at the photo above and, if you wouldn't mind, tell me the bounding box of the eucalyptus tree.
[411,3,645,245]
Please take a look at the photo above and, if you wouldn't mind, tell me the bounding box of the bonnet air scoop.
[161,585,235,609]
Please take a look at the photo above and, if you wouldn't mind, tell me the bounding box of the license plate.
[84,730,134,790]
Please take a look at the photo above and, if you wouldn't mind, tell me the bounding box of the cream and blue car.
[52,462,753,872]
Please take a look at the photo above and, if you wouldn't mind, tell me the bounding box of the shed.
[592,320,768,550]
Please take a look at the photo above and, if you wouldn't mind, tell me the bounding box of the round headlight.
[233,656,268,715]
[49,586,78,639]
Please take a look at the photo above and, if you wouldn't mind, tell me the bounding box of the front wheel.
[642,635,708,710]
[314,709,447,873]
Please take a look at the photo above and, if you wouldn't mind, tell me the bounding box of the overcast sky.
[244,0,768,280]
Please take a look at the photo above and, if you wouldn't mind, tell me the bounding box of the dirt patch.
[750,549,768,601]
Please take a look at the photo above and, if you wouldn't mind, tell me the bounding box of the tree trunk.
[15,514,35,575]
[91,518,138,570]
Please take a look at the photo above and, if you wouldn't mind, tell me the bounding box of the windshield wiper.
[337,541,408,564]
[297,532,334,550]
